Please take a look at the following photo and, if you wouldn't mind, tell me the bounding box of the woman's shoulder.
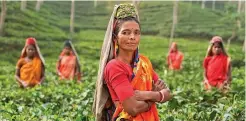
[105,59,130,73]
[204,56,212,61]
[178,51,184,55]
[106,59,118,67]
[17,58,27,64]
[16,58,27,69]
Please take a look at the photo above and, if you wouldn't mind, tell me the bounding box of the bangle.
[158,91,163,102]
[159,91,165,102]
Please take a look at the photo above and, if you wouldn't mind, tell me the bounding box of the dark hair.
[214,41,223,48]
[26,44,36,50]
[113,16,140,39]
[64,40,72,48]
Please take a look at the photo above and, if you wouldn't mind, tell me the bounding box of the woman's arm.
[134,89,171,103]
[203,58,210,84]
[109,75,153,116]
[75,61,81,82]
[228,62,232,83]
[56,58,61,75]
[225,61,232,85]
[40,64,45,84]
[122,96,153,116]
[15,69,23,86]
[166,56,169,65]
[203,71,208,82]
[134,80,171,103]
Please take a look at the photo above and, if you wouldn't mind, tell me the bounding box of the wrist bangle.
[158,91,163,102]
[160,91,165,102]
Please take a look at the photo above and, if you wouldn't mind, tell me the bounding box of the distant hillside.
[0,1,244,42]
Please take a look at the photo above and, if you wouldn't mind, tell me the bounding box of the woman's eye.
[122,32,127,35]
[135,31,140,35]
[122,31,131,35]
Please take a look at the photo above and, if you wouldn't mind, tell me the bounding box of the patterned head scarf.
[210,36,223,44]
[92,3,139,121]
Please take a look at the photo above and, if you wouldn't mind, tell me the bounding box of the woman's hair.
[64,40,72,48]
[113,16,140,39]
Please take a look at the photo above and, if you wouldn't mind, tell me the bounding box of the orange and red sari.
[112,55,159,121]
[203,36,231,90]
[203,54,230,89]
[16,37,44,87]
[167,42,184,70]
[57,50,80,80]
[17,57,42,86]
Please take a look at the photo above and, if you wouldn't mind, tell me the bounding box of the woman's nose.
[129,33,135,40]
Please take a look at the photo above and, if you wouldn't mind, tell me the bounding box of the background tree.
[0,0,7,36]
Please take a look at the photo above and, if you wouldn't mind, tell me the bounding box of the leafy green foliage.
[0,32,244,120]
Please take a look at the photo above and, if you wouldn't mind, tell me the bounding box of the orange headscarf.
[112,55,159,121]
[19,37,44,87]
[167,42,184,70]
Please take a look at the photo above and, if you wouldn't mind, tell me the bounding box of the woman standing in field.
[93,3,171,121]
[56,40,81,83]
[203,36,232,92]
[167,42,184,70]
[15,37,45,88]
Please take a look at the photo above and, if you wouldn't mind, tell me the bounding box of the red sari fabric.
[203,54,229,87]
[167,43,184,70]
[57,50,80,80]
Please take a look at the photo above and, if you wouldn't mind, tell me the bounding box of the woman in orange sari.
[203,36,232,91]
[93,4,171,121]
[167,42,184,70]
[15,37,45,88]
[56,40,81,82]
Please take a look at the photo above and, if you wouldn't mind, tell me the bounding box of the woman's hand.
[57,71,62,76]
[204,79,212,91]
[153,79,165,91]
[222,80,230,89]
[39,77,45,85]
[21,80,28,87]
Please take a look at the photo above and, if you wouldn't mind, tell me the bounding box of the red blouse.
[104,59,159,102]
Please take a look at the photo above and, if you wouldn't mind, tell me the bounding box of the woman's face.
[64,46,72,55]
[171,44,177,52]
[26,45,36,58]
[212,42,222,55]
[116,21,140,52]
